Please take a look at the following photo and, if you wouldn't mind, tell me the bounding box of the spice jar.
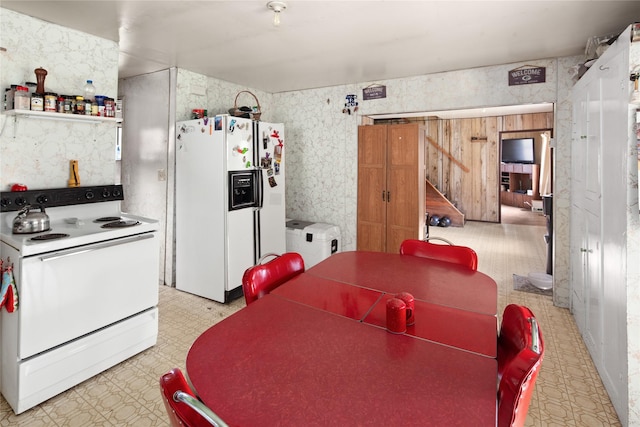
[44,92,57,112]
[57,95,65,113]
[14,86,30,110]
[75,96,84,114]
[94,95,105,116]
[63,95,74,113]
[104,98,115,118]
[30,93,44,111]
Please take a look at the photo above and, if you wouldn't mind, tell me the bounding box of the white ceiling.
[2,1,639,95]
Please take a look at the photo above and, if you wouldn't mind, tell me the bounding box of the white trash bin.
[286,220,340,268]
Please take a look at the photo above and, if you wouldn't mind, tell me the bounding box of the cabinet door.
[357,126,387,252]
[571,90,588,200]
[570,204,587,335]
[386,124,421,253]
[599,48,627,404]
[585,78,602,209]
[584,208,603,362]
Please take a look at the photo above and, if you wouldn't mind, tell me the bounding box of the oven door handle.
[39,234,155,262]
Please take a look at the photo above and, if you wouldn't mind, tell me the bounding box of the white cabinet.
[570,25,638,426]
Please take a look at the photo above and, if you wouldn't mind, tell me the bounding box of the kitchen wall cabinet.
[570,25,640,426]
[357,124,425,253]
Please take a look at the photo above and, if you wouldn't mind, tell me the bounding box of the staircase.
[425,179,465,227]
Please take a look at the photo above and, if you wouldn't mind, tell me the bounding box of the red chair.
[159,368,228,427]
[242,252,305,305]
[497,304,545,427]
[399,239,478,271]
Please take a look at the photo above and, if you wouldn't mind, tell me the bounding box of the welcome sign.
[508,66,546,86]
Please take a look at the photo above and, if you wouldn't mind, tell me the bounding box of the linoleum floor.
[0,221,621,426]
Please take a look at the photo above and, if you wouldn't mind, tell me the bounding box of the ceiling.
[2,1,639,95]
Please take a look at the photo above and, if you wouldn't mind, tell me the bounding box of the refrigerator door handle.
[256,168,264,209]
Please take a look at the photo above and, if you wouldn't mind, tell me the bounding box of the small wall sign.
[508,66,546,86]
[363,85,387,100]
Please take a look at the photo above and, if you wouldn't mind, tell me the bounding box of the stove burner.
[95,216,122,222]
[30,233,70,241]
[101,220,141,229]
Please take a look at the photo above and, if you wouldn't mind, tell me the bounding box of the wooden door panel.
[357,168,386,223]
[388,124,419,167]
[358,124,424,253]
[357,126,387,251]
[386,225,417,254]
[357,221,386,252]
[387,124,420,251]
[387,167,419,228]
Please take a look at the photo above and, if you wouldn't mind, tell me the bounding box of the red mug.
[396,292,415,326]
[386,298,407,334]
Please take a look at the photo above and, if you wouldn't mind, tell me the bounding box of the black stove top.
[30,233,70,241]
[0,185,124,213]
[95,216,122,222]
[101,220,140,229]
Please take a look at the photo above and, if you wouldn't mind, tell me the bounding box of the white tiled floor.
[0,217,621,426]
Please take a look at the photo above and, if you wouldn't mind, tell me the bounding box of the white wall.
[0,8,120,189]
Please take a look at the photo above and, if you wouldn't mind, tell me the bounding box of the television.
[501,138,534,164]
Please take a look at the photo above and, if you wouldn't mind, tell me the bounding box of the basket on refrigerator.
[228,90,262,120]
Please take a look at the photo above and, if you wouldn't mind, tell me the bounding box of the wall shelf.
[2,109,122,124]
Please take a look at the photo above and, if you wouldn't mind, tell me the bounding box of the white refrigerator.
[175,115,286,303]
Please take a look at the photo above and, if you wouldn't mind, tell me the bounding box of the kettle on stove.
[12,205,51,234]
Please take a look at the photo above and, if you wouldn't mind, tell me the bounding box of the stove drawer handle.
[39,234,154,262]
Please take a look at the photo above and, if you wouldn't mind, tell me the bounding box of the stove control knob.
[102,189,111,198]
[0,198,11,209]
[15,197,27,207]
[113,188,122,197]
[85,191,95,200]
[36,195,48,205]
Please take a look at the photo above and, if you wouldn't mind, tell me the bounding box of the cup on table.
[396,292,415,326]
[386,298,407,334]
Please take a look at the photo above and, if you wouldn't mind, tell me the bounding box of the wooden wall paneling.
[455,118,472,219]
[485,117,500,222]
[424,119,441,190]
[441,120,452,198]
[471,118,485,221]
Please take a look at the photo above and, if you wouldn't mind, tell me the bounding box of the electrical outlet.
[158,169,167,181]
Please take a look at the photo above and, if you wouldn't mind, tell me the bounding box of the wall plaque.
[363,85,386,100]
[508,66,546,86]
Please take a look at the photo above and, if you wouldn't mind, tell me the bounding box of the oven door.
[18,233,159,359]
[228,170,262,211]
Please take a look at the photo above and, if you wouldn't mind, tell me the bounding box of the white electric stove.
[0,185,160,414]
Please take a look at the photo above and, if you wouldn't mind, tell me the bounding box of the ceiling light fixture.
[267,1,287,27]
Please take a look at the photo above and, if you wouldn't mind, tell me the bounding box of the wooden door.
[357,125,387,252]
[386,124,423,253]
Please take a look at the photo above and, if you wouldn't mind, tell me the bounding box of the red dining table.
[270,272,498,357]
[186,295,498,426]
[305,250,497,315]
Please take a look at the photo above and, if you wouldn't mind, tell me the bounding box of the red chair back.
[242,252,305,305]
[160,368,219,427]
[497,304,545,427]
[399,239,478,271]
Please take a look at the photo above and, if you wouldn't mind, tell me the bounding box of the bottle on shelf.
[14,86,30,110]
[83,80,96,102]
